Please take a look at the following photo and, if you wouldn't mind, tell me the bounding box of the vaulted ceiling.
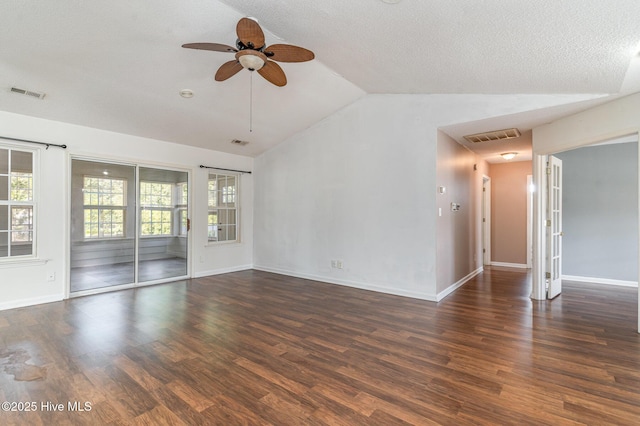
[2,1,640,160]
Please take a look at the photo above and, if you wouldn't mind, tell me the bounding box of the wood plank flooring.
[1,268,639,425]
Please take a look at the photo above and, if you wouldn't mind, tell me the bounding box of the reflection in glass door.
[70,160,189,294]
[138,167,188,282]
[70,160,136,292]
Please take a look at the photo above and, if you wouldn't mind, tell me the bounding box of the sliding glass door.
[138,167,188,283]
[70,159,189,294]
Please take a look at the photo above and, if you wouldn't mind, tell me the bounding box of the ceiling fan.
[182,17,315,87]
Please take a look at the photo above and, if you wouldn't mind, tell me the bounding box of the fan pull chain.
[249,71,253,133]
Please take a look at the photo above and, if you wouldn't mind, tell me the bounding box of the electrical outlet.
[336,260,344,269]
[331,260,337,268]
[46,272,55,282]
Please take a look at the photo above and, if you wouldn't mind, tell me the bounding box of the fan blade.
[215,61,243,81]
[182,43,237,53]
[237,17,265,49]
[258,61,287,87]
[265,44,315,63]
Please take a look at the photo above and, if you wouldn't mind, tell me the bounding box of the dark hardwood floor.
[1,268,639,425]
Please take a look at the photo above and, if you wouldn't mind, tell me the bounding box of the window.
[177,182,188,236]
[83,176,126,238]
[140,182,173,236]
[208,173,238,242]
[0,147,35,258]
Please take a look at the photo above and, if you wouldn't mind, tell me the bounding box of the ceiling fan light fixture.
[501,152,518,160]
[236,51,266,71]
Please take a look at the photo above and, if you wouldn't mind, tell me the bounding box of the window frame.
[207,172,239,244]
[0,143,37,260]
[82,175,127,240]
[139,181,174,237]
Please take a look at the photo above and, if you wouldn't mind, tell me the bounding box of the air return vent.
[230,139,249,146]
[463,128,521,143]
[10,86,46,99]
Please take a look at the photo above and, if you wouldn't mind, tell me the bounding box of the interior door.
[547,155,563,299]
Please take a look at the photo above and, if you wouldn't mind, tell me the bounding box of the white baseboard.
[490,262,529,269]
[252,265,437,301]
[193,264,253,279]
[562,275,638,288]
[436,267,483,302]
[0,294,63,312]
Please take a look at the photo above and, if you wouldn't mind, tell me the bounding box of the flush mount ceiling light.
[179,89,194,98]
[501,152,518,160]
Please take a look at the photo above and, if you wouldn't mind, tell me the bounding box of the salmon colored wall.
[490,161,532,265]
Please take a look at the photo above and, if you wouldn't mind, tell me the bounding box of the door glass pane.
[138,167,188,283]
[70,160,136,292]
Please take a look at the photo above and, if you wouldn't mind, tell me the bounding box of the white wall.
[253,96,437,299]
[253,94,566,300]
[0,111,253,310]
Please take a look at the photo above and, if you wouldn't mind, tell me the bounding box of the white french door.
[547,155,562,299]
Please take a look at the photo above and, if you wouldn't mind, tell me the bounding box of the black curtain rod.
[199,165,252,174]
[1,135,67,149]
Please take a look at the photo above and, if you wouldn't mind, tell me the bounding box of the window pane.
[12,238,33,256]
[218,209,227,226]
[179,183,188,205]
[180,210,188,235]
[218,225,227,242]
[208,178,218,207]
[208,211,218,240]
[11,173,33,201]
[0,231,7,257]
[225,176,236,207]
[227,225,236,241]
[11,151,32,174]
[140,182,172,207]
[0,149,7,174]
[0,205,7,231]
[11,207,33,240]
[0,176,7,200]
[228,209,237,225]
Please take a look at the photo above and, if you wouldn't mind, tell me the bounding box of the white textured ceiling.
[1,1,640,158]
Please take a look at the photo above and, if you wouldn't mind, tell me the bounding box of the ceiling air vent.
[230,139,249,146]
[10,86,46,100]
[463,128,521,143]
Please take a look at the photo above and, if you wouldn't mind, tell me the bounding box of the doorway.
[69,159,190,295]
[533,134,640,307]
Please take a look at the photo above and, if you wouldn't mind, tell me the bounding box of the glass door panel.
[70,160,136,292]
[138,167,188,282]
